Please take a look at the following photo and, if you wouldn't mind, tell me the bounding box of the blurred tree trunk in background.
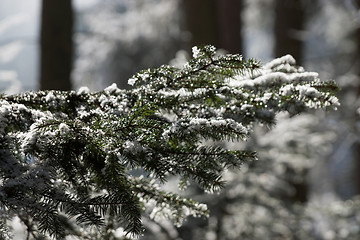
[354,0,360,196]
[216,0,243,54]
[355,0,360,80]
[182,0,218,48]
[40,0,73,90]
[182,0,243,54]
[274,0,307,202]
[274,0,305,65]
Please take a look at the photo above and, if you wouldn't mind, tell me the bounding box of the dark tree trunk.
[216,0,242,54]
[40,0,73,90]
[354,0,360,196]
[355,0,360,79]
[274,0,307,202]
[274,0,305,64]
[182,0,219,49]
[182,0,243,53]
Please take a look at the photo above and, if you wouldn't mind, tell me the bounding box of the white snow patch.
[192,46,201,58]
[104,83,121,94]
[240,104,253,111]
[128,77,137,86]
[59,123,70,135]
[264,55,296,69]
[45,92,55,102]
[77,86,90,95]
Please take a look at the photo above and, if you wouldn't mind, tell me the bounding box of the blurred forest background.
[1,0,360,239]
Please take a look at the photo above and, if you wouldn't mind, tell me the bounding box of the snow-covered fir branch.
[0,45,338,239]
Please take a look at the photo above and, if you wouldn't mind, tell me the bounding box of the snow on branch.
[0,45,338,239]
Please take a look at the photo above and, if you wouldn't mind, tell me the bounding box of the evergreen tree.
[169,112,360,240]
[0,46,338,239]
